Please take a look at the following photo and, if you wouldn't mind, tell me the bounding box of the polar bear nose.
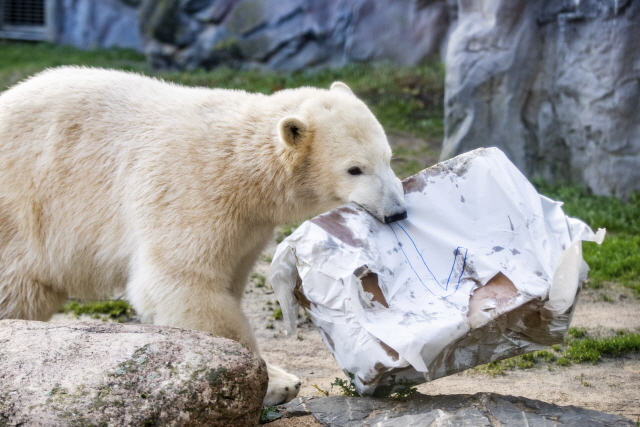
[384,210,407,223]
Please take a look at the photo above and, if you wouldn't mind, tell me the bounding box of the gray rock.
[443,0,640,197]
[0,320,267,426]
[276,393,634,426]
[51,0,143,50]
[137,0,451,71]
[44,0,450,70]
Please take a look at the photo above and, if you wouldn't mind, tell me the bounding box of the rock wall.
[443,0,640,197]
[47,0,450,70]
[140,0,451,70]
[50,0,143,50]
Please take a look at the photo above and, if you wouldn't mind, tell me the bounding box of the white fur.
[0,67,405,404]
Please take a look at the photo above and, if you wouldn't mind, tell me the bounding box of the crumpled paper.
[270,148,605,395]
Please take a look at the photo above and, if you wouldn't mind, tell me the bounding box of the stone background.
[49,0,452,70]
[45,0,640,196]
[443,0,640,198]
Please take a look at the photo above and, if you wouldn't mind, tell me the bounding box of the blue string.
[387,222,468,299]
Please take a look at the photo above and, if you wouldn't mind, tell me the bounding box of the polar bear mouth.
[384,211,407,223]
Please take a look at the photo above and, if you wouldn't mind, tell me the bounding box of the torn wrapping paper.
[270,147,605,395]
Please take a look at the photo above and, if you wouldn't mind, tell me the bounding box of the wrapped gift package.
[270,148,605,395]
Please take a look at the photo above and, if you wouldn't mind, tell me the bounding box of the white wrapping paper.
[270,148,605,395]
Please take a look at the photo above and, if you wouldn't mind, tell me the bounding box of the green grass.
[59,300,135,322]
[275,221,302,244]
[159,61,445,140]
[0,41,444,142]
[535,181,640,235]
[473,330,640,376]
[272,307,283,321]
[250,272,266,288]
[0,40,147,92]
[563,331,640,364]
[329,372,418,399]
[534,181,640,294]
[582,234,640,291]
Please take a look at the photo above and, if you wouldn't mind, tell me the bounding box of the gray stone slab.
[275,393,635,426]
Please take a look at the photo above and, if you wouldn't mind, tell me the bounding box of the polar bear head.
[277,82,407,224]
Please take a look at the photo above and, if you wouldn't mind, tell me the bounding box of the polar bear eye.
[348,167,363,176]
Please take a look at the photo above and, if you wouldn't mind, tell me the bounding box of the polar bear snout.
[384,210,408,223]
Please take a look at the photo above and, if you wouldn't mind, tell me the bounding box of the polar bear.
[0,67,406,405]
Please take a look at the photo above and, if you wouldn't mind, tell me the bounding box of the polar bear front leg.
[229,243,303,405]
[127,268,301,405]
[264,363,302,406]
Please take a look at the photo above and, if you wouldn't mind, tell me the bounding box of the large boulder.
[443,0,640,197]
[0,320,267,426]
[138,0,451,70]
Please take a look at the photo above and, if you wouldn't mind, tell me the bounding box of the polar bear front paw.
[263,363,301,406]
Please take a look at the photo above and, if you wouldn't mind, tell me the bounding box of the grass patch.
[275,221,301,244]
[535,181,640,294]
[0,40,147,92]
[330,373,418,399]
[159,61,445,140]
[59,300,135,322]
[1,41,445,142]
[563,331,640,364]
[568,327,587,339]
[473,330,640,375]
[582,234,640,293]
[534,181,640,235]
[331,373,361,397]
[250,273,266,288]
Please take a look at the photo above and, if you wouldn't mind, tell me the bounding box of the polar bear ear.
[330,81,353,95]
[278,115,309,149]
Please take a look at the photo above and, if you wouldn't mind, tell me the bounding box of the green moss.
[534,181,640,295]
[59,300,135,322]
[206,365,228,387]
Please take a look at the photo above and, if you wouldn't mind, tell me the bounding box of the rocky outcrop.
[0,320,267,426]
[273,394,635,426]
[45,0,451,70]
[50,0,143,50]
[139,0,451,70]
[443,0,640,197]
